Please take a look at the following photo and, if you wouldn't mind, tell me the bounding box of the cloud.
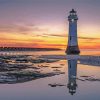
[42,33,67,37]
[0,23,48,35]
[78,36,100,40]
[40,33,100,41]
[0,24,31,34]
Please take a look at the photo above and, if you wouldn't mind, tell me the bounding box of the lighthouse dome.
[70,9,76,13]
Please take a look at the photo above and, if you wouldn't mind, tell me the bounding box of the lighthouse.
[66,9,80,54]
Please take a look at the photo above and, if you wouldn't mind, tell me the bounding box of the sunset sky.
[0,0,100,50]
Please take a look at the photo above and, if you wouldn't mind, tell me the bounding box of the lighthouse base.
[66,46,80,55]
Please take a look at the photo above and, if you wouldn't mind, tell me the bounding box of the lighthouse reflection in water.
[67,59,77,95]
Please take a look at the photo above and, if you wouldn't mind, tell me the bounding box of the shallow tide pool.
[0,50,100,100]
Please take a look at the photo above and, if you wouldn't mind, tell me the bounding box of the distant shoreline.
[0,47,61,51]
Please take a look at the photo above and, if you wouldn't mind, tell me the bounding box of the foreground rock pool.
[0,50,100,100]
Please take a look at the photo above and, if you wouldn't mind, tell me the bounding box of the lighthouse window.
[70,65,71,68]
[70,36,71,40]
[71,19,74,22]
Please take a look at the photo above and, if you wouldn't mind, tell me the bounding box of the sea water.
[0,50,99,100]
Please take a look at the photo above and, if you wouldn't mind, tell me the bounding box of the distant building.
[66,9,80,54]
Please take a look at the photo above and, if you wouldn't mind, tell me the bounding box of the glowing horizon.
[0,0,100,50]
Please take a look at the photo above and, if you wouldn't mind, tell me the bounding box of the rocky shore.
[0,55,64,84]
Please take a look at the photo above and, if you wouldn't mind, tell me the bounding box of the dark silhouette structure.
[66,9,80,54]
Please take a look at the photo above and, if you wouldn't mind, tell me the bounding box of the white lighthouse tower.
[66,9,80,54]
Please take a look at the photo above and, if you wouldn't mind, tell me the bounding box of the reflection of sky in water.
[0,51,100,100]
